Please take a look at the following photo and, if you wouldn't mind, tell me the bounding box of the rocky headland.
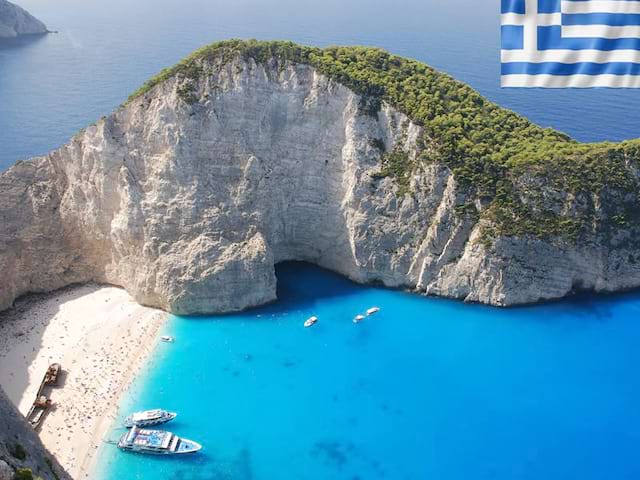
[0,0,47,39]
[2,40,640,316]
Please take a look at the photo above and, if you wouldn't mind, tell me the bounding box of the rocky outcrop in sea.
[0,0,47,39]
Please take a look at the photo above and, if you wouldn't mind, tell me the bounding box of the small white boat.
[366,307,380,316]
[353,314,365,323]
[304,316,318,328]
[160,336,174,343]
[118,426,201,455]
[124,409,177,428]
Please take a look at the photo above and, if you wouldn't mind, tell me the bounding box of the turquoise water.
[96,263,640,479]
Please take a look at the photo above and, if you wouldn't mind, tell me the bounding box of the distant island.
[0,0,47,39]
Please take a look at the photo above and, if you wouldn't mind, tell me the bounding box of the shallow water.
[2,0,640,171]
[95,263,640,479]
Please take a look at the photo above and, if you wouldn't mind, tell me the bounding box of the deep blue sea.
[2,1,640,479]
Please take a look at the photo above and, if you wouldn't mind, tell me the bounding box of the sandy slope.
[0,284,167,479]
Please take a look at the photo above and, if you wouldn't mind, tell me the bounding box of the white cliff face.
[0,0,47,38]
[2,55,640,315]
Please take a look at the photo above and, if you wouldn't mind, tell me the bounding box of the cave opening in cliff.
[274,261,363,308]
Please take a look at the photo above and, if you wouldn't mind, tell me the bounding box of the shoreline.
[0,283,168,479]
[80,312,164,480]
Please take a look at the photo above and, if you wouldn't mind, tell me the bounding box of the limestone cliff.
[0,387,70,480]
[0,0,47,39]
[1,40,640,315]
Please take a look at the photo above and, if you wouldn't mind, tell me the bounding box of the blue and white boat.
[118,426,202,455]
[123,409,177,428]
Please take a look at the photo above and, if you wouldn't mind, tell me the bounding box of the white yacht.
[124,409,177,428]
[353,314,365,323]
[118,426,202,455]
[366,307,380,315]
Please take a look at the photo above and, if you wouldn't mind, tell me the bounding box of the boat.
[43,363,61,385]
[28,408,46,429]
[353,314,365,323]
[304,316,318,328]
[160,336,175,343]
[118,426,202,455]
[26,364,61,430]
[124,409,177,428]
[26,396,52,430]
[33,395,52,408]
[366,307,380,316]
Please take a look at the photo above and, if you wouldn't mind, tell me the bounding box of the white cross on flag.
[501,0,640,87]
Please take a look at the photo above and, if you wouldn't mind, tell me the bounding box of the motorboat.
[118,426,201,455]
[353,314,365,323]
[124,409,177,428]
[366,307,380,315]
[304,316,318,328]
[161,336,175,343]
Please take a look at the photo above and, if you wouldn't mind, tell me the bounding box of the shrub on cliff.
[13,468,42,480]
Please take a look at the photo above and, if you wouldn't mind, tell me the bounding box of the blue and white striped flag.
[501,0,640,87]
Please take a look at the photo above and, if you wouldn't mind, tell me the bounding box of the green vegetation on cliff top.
[126,39,640,242]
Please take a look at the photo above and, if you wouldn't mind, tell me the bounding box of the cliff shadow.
[0,283,102,409]
[268,261,370,313]
[270,262,640,326]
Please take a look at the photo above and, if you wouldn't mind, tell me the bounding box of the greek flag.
[501,0,640,87]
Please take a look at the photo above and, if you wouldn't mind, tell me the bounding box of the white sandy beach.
[0,284,167,479]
